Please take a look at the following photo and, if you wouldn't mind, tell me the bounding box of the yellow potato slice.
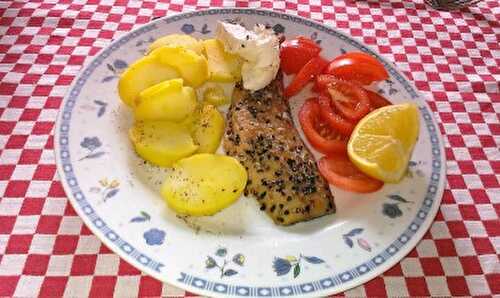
[134,78,198,122]
[129,121,198,167]
[203,39,242,82]
[148,34,203,55]
[161,153,247,216]
[202,85,229,106]
[192,104,225,153]
[152,46,208,88]
[118,55,179,107]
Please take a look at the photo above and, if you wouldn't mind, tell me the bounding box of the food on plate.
[324,52,389,85]
[118,19,419,221]
[285,37,419,192]
[348,103,420,183]
[223,74,335,225]
[203,39,242,82]
[216,21,280,91]
[118,54,179,107]
[365,89,392,110]
[161,153,247,216]
[148,34,203,54]
[326,78,371,121]
[299,98,348,154]
[134,78,197,122]
[192,104,225,153]
[317,94,356,136]
[280,36,322,75]
[318,155,384,193]
[284,56,328,98]
[129,121,198,167]
[202,85,229,106]
[153,46,208,87]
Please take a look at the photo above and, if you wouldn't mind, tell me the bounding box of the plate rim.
[54,7,446,297]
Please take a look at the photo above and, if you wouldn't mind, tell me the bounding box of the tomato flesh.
[317,94,355,136]
[326,79,371,121]
[318,155,384,193]
[325,52,389,85]
[280,37,321,75]
[284,56,328,98]
[365,89,392,110]
[313,74,337,92]
[298,98,347,154]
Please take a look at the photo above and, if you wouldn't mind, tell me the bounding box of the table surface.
[0,0,499,297]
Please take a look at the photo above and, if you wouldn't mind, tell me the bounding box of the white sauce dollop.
[216,21,280,91]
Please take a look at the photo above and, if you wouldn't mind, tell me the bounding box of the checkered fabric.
[1,0,499,297]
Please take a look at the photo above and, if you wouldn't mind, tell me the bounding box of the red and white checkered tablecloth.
[0,0,499,297]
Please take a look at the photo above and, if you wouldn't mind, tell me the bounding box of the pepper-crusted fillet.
[223,73,336,225]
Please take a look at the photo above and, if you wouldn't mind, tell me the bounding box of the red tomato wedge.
[312,74,337,92]
[327,79,371,121]
[366,89,392,110]
[297,36,321,49]
[317,94,355,136]
[325,52,389,85]
[298,98,347,155]
[280,37,321,75]
[318,155,384,193]
[284,56,328,98]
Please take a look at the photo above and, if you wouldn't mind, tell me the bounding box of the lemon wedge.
[347,103,420,183]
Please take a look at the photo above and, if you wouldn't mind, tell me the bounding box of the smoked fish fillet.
[223,74,336,225]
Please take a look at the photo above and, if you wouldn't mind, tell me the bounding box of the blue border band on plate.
[58,8,442,297]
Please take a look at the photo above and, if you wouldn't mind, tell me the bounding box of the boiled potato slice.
[134,78,197,122]
[192,105,225,153]
[203,39,242,82]
[202,85,229,106]
[161,154,247,216]
[148,34,203,55]
[129,121,198,167]
[118,55,179,107]
[153,46,208,88]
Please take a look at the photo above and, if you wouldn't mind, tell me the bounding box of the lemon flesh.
[348,103,420,183]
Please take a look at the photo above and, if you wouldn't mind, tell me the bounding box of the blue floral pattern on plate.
[206,247,244,278]
[89,178,120,202]
[272,255,325,278]
[342,228,372,252]
[102,59,128,82]
[382,194,414,218]
[79,136,105,160]
[143,228,166,246]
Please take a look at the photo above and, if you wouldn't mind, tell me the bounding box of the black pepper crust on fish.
[223,73,336,225]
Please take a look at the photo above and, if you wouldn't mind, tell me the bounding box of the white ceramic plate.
[55,8,445,297]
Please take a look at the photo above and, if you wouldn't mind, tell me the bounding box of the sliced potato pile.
[118,34,247,216]
[118,55,179,107]
[134,78,197,122]
[192,104,225,153]
[148,34,203,55]
[129,121,198,167]
[161,154,247,216]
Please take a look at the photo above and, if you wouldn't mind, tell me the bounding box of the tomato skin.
[318,155,384,193]
[280,37,321,75]
[317,94,355,136]
[297,36,321,50]
[325,52,389,85]
[284,56,328,98]
[327,79,371,121]
[365,89,392,110]
[298,98,347,155]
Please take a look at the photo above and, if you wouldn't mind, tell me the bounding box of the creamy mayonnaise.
[216,21,280,91]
